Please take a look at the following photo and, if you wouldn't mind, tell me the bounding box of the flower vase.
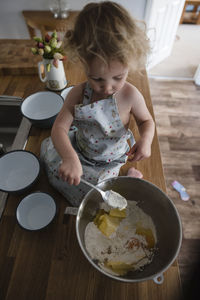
[38,59,67,91]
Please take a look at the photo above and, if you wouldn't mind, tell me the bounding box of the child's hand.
[58,157,83,185]
[126,138,152,162]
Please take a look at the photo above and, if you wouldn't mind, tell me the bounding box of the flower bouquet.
[31,30,66,71]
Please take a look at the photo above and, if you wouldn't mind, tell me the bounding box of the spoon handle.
[81,178,103,194]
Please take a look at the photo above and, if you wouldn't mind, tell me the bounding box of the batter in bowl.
[85,201,157,276]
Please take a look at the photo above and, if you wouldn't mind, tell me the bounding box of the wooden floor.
[149,78,200,293]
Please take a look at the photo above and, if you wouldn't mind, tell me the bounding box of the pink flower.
[53,59,59,68]
[45,34,51,42]
[38,42,44,49]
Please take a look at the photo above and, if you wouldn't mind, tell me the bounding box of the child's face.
[86,58,129,97]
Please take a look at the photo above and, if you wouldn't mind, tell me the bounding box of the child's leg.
[127,167,143,178]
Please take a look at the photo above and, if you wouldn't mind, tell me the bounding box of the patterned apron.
[40,83,135,206]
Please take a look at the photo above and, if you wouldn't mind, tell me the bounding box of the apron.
[40,83,135,206]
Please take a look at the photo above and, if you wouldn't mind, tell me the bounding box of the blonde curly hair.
[64,1,150,71]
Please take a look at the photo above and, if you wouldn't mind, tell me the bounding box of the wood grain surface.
[0,40,40,76]
[0,61,182,299]
[150,78,200,293]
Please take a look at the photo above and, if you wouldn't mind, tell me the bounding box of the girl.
[40,1,155,206]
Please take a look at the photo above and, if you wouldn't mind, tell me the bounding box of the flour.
[84,201,157,276]
[105,190,127,210]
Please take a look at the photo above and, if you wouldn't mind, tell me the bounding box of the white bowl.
[16,192,56,230]
[21,91,63,128]
[0,150,40,193]
[60,86,74,100]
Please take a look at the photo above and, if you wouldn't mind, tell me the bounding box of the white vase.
[38,59,67,91]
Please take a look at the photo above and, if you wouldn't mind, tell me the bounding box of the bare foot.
[127,167,143,178]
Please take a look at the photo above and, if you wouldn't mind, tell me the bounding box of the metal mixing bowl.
[76,177,182,283]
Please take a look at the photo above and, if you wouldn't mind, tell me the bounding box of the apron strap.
[127,129,135,148]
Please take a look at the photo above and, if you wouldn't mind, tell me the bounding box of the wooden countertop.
[0,40,40,76]
[0,57,182,299]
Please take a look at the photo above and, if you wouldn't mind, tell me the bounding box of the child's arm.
[126,86,155,162]
[51,84,84,185]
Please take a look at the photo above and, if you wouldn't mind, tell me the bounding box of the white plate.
[21,91,63,120]
[16,192,56,230]
[0,150,40,192]
[61,86,74,100]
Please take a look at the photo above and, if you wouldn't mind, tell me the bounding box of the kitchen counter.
[0,55,182,299]
[0,40,40,76]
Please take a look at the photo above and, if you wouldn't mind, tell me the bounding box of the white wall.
[0,0,147,39]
